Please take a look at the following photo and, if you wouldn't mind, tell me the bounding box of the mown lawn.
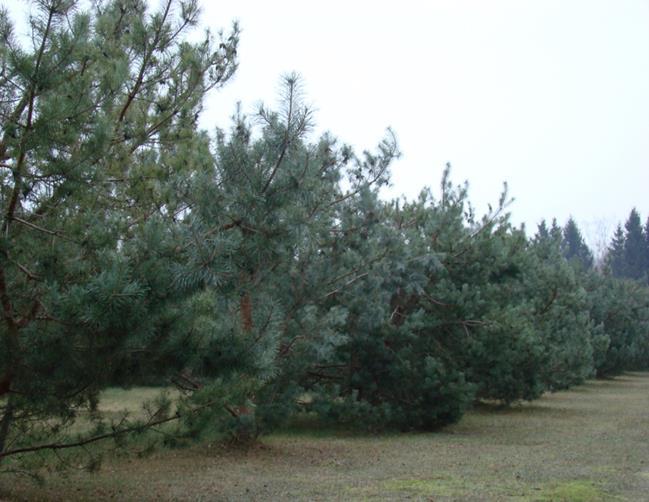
[2,373,649,501]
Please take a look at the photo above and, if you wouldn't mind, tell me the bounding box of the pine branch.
[10,259,42,281]
[323,272,369,299]
[0,398,224,460]
[261,81,295,194]
[11,217,57,237]
[118,0,173,123]
[0,413,180,459]
[537,288,559,316]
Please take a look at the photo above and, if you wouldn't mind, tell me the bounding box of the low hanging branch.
[0,413,181,459]
[0,397,227,460]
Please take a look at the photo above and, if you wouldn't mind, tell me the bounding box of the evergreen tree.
[0,0,238,462]
[607,225,626,278]
[645,217,649,279]
[310,179,477,430]
[332,170,547,409]
[2,0,649,471]
[622,209,647,281]
[528,221,594,389]
[549,218,563,241]
[562,217,594,270]
[535,220,550,242]
[588,274,649,376]
[167,76,399,438]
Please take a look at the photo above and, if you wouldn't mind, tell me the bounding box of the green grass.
[535,480,610,502]
[3,373,649,501]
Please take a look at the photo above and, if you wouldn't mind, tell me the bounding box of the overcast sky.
[4,0,649,251]
[198,0,649,251]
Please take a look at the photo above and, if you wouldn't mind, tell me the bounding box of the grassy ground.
[2,373,649,501]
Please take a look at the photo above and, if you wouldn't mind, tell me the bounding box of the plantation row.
[1,1,648,467]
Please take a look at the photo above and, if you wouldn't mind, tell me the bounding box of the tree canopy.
[1,0,648,472]
[0,0,239,458]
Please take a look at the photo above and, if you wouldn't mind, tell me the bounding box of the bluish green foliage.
[389,175,546,405]
[0,0,238,461]
[529,221,594,389]
[306,182,476,430]
[587,274,649,376]
[153,76,401,438]
[1,0,649,469]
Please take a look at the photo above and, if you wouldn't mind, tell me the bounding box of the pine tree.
[0,0,238,463]
[529,221,594,389]
[330,170,548,410]
[2,0,649,470]
[588,274,649,376]
[158,74,399,438]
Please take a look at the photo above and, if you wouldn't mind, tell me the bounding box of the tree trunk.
[240,292,253,332]
[0,395,14,459]
[0,371,11,397]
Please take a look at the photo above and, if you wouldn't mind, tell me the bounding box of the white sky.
[198,0,649,250]
[4,0,649,250]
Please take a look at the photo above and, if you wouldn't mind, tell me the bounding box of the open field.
[2,373,649,501]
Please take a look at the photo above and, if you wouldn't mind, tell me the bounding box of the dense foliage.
[1,0,648,470]
[0,0,240,460]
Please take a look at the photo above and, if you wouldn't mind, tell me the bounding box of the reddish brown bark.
[240,292,253,332]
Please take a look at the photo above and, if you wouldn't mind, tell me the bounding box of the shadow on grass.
[471,400,580,418]
[273,412,401,439]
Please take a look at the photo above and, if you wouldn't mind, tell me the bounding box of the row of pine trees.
[1,1,648,466]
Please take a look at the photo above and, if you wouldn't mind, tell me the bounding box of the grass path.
[3,373,649,501]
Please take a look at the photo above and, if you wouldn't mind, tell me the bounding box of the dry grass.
[97,387,177,414]
[3,373,649,501]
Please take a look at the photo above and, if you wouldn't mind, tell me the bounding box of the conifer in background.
[561,217,594,270]
[644,217,649,278]
[606,210,649,282]
[607,225,626,278]
[622,209,647,281]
